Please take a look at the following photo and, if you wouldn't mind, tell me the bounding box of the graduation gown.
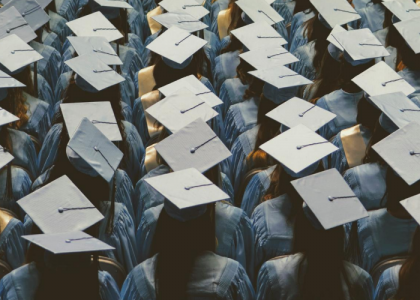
[373,264,401,300]
[21,92,51,144]
[219,78,248,118]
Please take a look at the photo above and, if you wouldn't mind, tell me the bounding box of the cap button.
[190,148,196,154]
[6,29,10,33]
[93,70,97,73]
[11,51,15,54]
[58,207,64,213]
[93,49,98,52]
[65,239,71,243]
[94,146,99,151]
[22,13,26,17]
[410,150,415,156]
[328,196,334,201]
[298,114,304,117]
[296,145,302,150]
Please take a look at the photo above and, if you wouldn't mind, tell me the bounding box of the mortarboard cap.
[310,0,361,28]
[372,122,420,185]
[65,54,125,93]
[0,147,14,170]
[17,176,104,234]
[1,0,52,9]
[66,12,123,42]
[249,66,312,90]
[383,0,420,22]
[235,0,284,26]
[327,25,346,51]
[159,0,209,20]
[260,124,338,174]
[93,0,132,9]
[352,61,416,97]
[61,102,122,142]
[394,16,420,54]
[90,0,132,20]
[0,108,19,127]
[146,26,207,69]
[67,118,124,183]
[152,12,208,33]
[0,7,37,43]
[266,97,336,131]
[0,0,50,31]
[159,75,222,107]
[239,47,299,70]
[0,34,43,73]
[0,70,25,101]
[155,118,231,173]
[146,87,218,133]
[67,36,122,66]
[22,231,114,254]
[231,22,287,51]
[145,168,230,222]
[400,194,420,225]
[292,168,368,230]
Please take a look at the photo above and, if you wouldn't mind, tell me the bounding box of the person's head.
[356,96,381,131]
[385,169,420,214]
[399,37,420,71]
[294,0,315,15]
[236,58,264,100]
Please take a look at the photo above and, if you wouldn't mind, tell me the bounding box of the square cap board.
[236,0,284,25]
[239,47,299,70]
[0,7,37,43]
[383,0,420,21]
[0,0,50,31]
[310,0,361,28]
[248,66,313,89]
[152,12,208,33]
[0,70,25,89]
[394,17,420,54]
[159,0,209,20]
[401,194,420,225]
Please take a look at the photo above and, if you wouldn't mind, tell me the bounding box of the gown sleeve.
[98,271,121,300]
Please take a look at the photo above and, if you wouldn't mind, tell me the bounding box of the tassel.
[106,172,117,235]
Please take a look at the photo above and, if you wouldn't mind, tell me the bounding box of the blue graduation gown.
[21,92,51,144]
[8,129,38,180]
[289,10,315,46]
[357,3,385,33]
[41,29,62,54]
[0,217,26,270]
[373,264,401,300]
[31,72,54,110]
[291,40,317,80]
[209,0,230,35]
[48,10,73,45]
[121,252,255,300]
[219,78,248,118]
[0,263,120,300]
[272,0,296,25]
[398,68,420,100]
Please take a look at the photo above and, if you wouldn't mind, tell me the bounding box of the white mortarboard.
[0,34,43,73]
[239,47,299,70]
[146,87,218,133]
[155,118,231,173]
[67,36,122,66]
[66,12,123,42]
[152,12,208,33]
[372,122,420,185]
[327,25,347,51]
[145,168,229,215]
[159,75,222,107]
[369,92,420,129]
[248,66,312,90]
[0,70,26,90]
[231,22,287,51]
[383,0,420,22]
[17,175,104,234]
[146,26,207,67]
[1,0,52,9]
[22,231,114,254]
[93,0,132,9]
[400,194,420,225]
[260,124,338,174]
[332,28,389,65]
[310,0,360,28]
[67,118,124,183]
[65,54,125,92]
[61,102,122,142]
[352,61,416,97]
[0,148,14,170]
[291,168,368,230]
[394,17,420,54]
[235,0,284,26]
[159,0,209,20]
[0,108,19,127]
[266,97,336,131]
[0,0,50,31]
[0,7,37,43]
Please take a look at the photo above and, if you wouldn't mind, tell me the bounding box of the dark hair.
[151,204,216,300]
[356,96,381,131]
[399,38,420,71]
[394,227,420,300]
[385,169,420,213]
[221,2,246,54]
[236,58,264,101]
[363,120,389,164]
[293,0,314,15]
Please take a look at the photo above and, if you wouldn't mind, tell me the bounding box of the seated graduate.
[289,0,315,48]
[121,168,255,300]
[38,54,144,183]
[356,122,420,272]
[41,2,73,51]
[257,169,374,300]
[356,0,385,33]
[26,117,137,272]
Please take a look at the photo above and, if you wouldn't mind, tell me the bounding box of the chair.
[370,255,407,286]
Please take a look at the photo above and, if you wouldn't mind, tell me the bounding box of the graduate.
[356,0,386,33]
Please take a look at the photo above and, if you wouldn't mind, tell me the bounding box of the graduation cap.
[93,0,132,9]
[0,107,20,126]
[332,28,389,66]
[260,124,338,175]
[67,36,123,66]
[145,168,230,222]
[17,175,104,234]
[0,34,43,74]
[155,118,231,173]
[152,12,208,33]
[22,231,114,254]
[0,70,25,101]
[1,0,52,9]
[372,122,420,185]
[352,61,416,97]
[146,87,218,133]
[0,0,50,31]
[400,194,420,225]
[159,0,209,20]
[266,97,336,131]
[239,47,299,70]
[231,22,287,51]
[159,75,222,107]
[146,26,207,69]
[249,66,312,91]
[0,145,14,169]
[61,102,122,142]
[64,54,125,93]
[310,0,360,28]
[394,16,420,54]
[89,0,132,22]
[383,0,420,22]
[66,12,123,42]
[0,6,37,43]
[291,168,368,230]
[67,118,123,183]
[327,25,347,51]
[369,92,420,131]
[235,0,284,26]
